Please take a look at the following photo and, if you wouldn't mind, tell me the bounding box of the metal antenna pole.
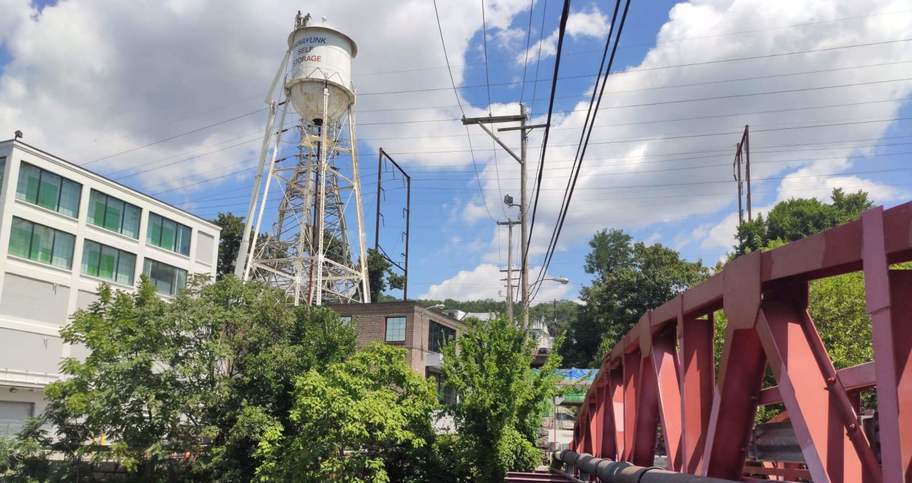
[498,220,516,324]
[348,109,372,303]
[244,102,289,281]
[744,124,751,222]
[314,86,329,306]
[403,171,411,300]
[734,143,743,227]
[519,104,530,328]
[235,50,290,278]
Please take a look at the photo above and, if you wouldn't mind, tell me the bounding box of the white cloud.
[421,263,571,301]
[0,0,532,193]
[516,5,610,64]
[475,0,912,263]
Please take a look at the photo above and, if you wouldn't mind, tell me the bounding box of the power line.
[480,0,508,218]
[526,0,572,287]
[518,0,536,105]
[355,37,912,96]
[533,0,633,301]
[432,0,497,223]
[353,58,912,115]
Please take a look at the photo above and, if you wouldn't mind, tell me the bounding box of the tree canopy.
[561,229,708,367]
[43,276,356,481]
[442,317,562,482]
[736,188,872,254]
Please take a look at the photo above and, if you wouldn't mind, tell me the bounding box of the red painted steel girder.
[571,202,912,482]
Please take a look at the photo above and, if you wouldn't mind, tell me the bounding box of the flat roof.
[327,301,467,328]
[1,139,221,230]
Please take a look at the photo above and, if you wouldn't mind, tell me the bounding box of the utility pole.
[497,220,519,324]
[732,124,752,224]
[463,107,547,328]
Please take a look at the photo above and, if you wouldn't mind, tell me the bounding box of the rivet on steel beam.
[848,423,858,432]
[826,376,836,385]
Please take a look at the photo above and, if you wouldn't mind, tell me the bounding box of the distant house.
[328,301,467,404]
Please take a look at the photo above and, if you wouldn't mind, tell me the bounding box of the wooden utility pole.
[497,220,519,324]
[463,107,547,327]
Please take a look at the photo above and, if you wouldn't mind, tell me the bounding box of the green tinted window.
[51,232,75,269]
[99,245,117,279]
[87,190,141,239]
[59,180,81,217]
[15,163,40,203]
[147,213,191,255]
[81,239,136,285]
[15,162,81,217]
[82,240,101,276]
[143,258,187,296]
[160,219,176,251]
[104,197,123,232]
[8,218,32,258]
[30,224,53,263]
[116,251,136,285]
[147,213,162,246]
[88,191,106,226]
[8,217,75,269]
[176,225,191,256]
[36,171,61,210]
[122,204,141,239]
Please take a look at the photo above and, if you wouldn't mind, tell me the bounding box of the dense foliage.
[256,343,442,483]
[42,276,356,481]
[736,188,872,254]
[2,275,564,482]
[442,317,562,482]
[367,248,405,302]
[561,229,709,367]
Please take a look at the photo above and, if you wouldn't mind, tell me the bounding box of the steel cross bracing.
[245,111,369,305]
[571,202,912,482]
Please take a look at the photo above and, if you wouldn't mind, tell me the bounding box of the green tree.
[563,229,708,367]
[255,343,441,483]
[734,188,872,254]
[441,317,562,482]
[212,212,245,278]
[43,276,355,481]
[367,248,405,301]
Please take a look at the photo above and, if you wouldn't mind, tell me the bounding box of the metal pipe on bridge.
[552,450,737,483]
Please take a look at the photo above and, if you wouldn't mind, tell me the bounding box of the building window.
[8,216,75,269]
[147,212,191,256]
[15,162,82,218]
[82,240,136,285]
[143,258,187,296]
[0,157,6,193]
[87,190,141,239]
[428,321,456,353]
[340,315,352,326]
[385,316,406,342]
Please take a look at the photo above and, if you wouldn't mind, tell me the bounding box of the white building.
[0,139,220,436]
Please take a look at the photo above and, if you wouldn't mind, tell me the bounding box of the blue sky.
[1,0,910,303]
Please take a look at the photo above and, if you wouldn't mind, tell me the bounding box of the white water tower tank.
[286,14,357,124]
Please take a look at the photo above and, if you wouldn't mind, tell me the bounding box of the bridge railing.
[571,203,912,482]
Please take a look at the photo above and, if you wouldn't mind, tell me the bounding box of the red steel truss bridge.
[570,203,912,482]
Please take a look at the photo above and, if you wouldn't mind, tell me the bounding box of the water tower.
[234,12,371,305]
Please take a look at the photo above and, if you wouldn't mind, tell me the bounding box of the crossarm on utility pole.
[472,122,522,164]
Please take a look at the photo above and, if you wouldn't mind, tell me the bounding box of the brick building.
[328,302,467,403]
